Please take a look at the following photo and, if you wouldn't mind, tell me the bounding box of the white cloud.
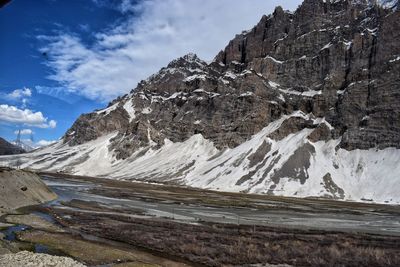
[36,139,57,147]
[0,104,57,128]
[3,88,32,108]
[48,120,57,128]
[17,139,57,149]
[7,87,32,100]
[14,129,33,135]
[40,0,302,102]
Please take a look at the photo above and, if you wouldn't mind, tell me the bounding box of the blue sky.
[0,0,119,145]
[0,0,302,146]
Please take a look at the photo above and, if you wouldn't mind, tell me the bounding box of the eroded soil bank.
[0,167,56,217]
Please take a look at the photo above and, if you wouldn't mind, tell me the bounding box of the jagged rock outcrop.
[65,53,284,159]
[1,0,399,203]
[215,0,400,150]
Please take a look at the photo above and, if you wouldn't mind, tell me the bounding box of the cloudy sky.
[0,0,302,146]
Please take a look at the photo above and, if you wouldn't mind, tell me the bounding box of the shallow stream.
[42,175,400,236]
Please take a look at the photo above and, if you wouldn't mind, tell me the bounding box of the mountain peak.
[166,53,206,68]
[182,52,200,61]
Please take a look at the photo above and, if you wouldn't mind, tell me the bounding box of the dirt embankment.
[0,167,57,216]
[0,168,83,266]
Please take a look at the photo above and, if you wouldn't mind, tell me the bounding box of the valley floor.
[2,172,400,266]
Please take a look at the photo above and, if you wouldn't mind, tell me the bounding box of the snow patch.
[264,55,284,64]
[389,56,400,63]
[239,92,254,97]
[224,71,237,79]
[320,42,332,51]
[280,89,322,97]
[268,81,280,89]
[142,107,152,114]
[95,103,118,116]
[123,99,136,122]
[183,74,207,82]
[342,40,353,50]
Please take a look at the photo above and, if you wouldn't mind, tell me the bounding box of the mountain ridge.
[0,137,25,155]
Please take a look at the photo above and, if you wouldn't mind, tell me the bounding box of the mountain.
[1,0,399,203]
[0,137,25,155]
[12,140,35,152]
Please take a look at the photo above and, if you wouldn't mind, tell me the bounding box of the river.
[42,175,400,236]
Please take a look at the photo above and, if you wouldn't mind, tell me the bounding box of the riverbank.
[41,171,400,236]
[0,167,57,253]
[1,171,400,266]
[0,168,88,266]
[22,173,400,266]
[0,169,191,266]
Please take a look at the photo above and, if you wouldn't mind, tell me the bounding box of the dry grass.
[17,230,187,267]
[54,209,400,267]
[37,173,400,266]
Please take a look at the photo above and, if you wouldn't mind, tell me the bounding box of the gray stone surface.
[0,251,86,267]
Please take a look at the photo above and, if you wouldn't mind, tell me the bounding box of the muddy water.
[0,221,62,256]
[42,175,400,236]
[2,224,30,241]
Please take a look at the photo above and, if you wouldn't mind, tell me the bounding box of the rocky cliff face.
[66,0,399,154]
[2,0,399,203]
[214,0,400,150]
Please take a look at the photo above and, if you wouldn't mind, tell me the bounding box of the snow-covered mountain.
[0,137,25,155]
[4,111,399,203]
[1,0,399,204]
[12,141,35,152]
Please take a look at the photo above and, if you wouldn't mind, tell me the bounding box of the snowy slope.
[1,112,399,204]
